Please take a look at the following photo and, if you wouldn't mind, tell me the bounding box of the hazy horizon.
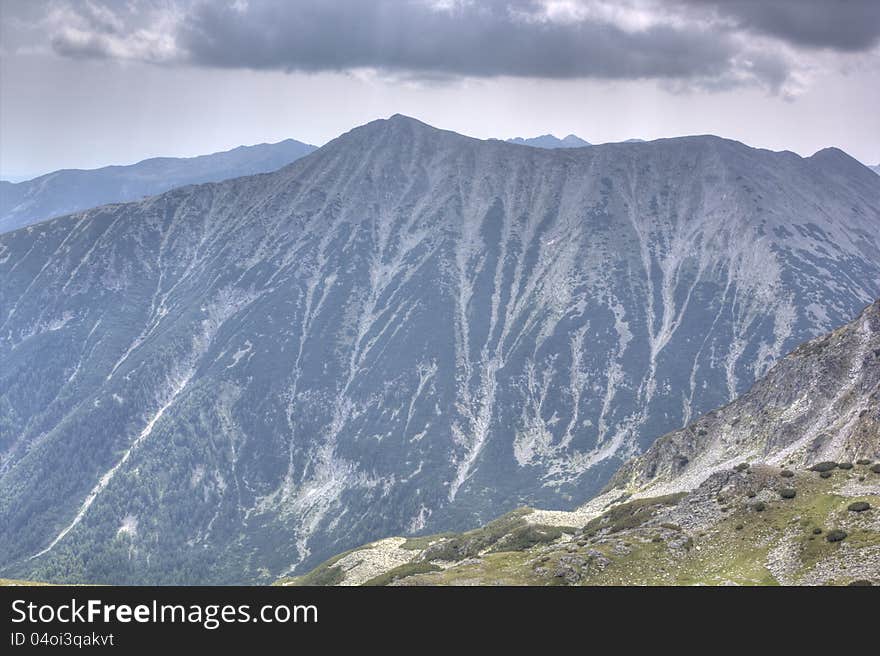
[2,112,878,183]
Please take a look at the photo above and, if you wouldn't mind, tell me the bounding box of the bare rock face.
[1,115,879,583]
[609,299,880,496]
[281,297,880,587]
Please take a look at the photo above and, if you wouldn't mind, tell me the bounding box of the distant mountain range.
[1,115,879,584]
[872,164,880,175]
[0,139,317,233]
[280,299,880,586]
[506,134,591,148]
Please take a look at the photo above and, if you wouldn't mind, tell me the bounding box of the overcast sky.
[2,0,879,179]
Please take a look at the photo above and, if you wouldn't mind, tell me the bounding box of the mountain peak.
[808,146,871,166]
[561,134,591,147]
[382,113,437,131]
[339,113,444,138]
[320,114,471,156]
[506,133,591,149]
[387,112,419,122]
[809,146,880,180]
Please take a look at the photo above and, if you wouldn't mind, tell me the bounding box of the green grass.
[413,468,876,586]
[486,524,571,554]
[362,562,442,586]
[273,547,359,586]
[278,465,879,587]
[582,493,686,537]
[399,533,454,551]
[408,550,539,585]
[421,508,537,562]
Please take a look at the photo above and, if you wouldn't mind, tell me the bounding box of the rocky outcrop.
[607,299,880,497]
[279,461,879,586]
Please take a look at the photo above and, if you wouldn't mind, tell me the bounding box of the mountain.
[604,299,880,497]
[279,301,880,586]
[871,165,880,175]
[0,139,317,233]
[1,115,879,584]
[280,460,878,586]
[506,134,591,148]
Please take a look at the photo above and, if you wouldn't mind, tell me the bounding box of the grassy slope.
[279,461,879,586]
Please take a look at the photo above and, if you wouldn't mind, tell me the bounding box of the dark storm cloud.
[37,0,880,92]
[685,0,880,52]
[176,0,740,82]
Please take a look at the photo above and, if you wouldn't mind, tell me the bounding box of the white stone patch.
[117,515,138,538]
[190,464,206,488]
[407,504,431,533]
[292,537,415,587]
[226,340,253,369]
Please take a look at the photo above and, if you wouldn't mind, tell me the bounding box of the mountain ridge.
[0,138,317,233]
[506,134,591,149]
[1,114,878,583]
[603,298,880,498]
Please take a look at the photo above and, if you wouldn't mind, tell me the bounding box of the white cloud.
[46,0,185,63]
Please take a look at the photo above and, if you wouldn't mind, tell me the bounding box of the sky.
[1,0,879,180]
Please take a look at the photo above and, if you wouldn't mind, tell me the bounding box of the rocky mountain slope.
[0,139,316,233]
[280,302,880,586]
[506,134,590,148]
[278,463,879,586]
[1,115,879,584]
[604,298,880,498]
